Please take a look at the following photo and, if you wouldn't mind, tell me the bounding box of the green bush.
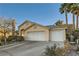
[71,30,79,42]
[0,36,4,41]
[76,47,79,51]
[0,36,5,45]
[16,36,24,41]
[44,46,56,56]
[7,36,24,42]
[75,30,79,32]
[7,36,16,42]
[66,33,70,41]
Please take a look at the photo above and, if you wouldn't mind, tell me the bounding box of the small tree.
[0,17,15,44]
[55,20,63,26]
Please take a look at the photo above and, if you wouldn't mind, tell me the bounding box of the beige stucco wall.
[19,22,32,36]
[24,25,49,41]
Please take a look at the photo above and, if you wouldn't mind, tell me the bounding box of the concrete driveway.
[0,41,48,56]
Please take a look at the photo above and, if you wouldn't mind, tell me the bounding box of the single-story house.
[18,20,66,47]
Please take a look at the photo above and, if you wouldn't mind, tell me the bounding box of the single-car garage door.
[50,30,65,41]
[25,31,46,41]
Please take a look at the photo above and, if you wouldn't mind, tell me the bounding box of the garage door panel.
[50,30,65,41]
[26,31,46,41]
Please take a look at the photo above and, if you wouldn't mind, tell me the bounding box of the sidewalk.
[0,41,25,50]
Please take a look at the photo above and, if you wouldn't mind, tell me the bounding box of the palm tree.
[70,3,79,30]
[55,20,63,26]
[73,14,75,30]
[70,3,75,30]
[74,4,79,29]
[59,4,68,27]
[60,3,79,30]
[70,4,77,30]
[65,3,76,30]
[59,4,72,28]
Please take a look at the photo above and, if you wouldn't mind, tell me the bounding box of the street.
[0,41,48,56]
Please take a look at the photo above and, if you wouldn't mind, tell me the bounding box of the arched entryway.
[20,29,25,36]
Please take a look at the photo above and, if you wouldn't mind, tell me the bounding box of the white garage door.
[50,30,65,41]
[26,31,46,41]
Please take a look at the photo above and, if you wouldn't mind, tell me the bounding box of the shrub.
[0,36,5,45]
[0,36,5,41]
[7,36,24,42]
[76,47,79,51]
[71,30,79,42]
[66,33,70,41]
[66,30,79,42]
[7,36,16,42]
[44,46,56,56]
[16,36,24,41]
[44,45,65,56]
[55,48,65,56]
[75,30,79,32]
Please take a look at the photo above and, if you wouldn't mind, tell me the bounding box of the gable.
[26,24,49,31]
[19,21,33,30]
[19,20,49,31]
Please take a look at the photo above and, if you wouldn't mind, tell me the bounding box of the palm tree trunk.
[65,10,68,28]
[72,13,75,30]
[76,15,78,29]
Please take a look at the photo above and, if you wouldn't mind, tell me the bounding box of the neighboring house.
[18,20,66,47]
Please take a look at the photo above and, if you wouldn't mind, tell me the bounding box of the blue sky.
[0,3,72,29]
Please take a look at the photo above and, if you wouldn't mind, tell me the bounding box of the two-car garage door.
[26,31,46,41]
[25,30,65,41]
